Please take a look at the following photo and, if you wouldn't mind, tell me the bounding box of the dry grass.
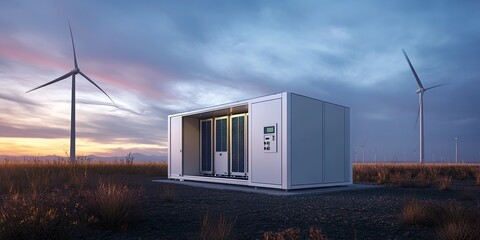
[0,191,83,240]
[86,181,144,229]
[389,171,431,188]
[435,203,480,240]
[0,160,166,238]
[85,162,168,176]
[308,227,328,240]
[198,211,236,240]
[437,217,480,240]
[437,176,452,191]
[263,227,327,240]
[264,227,300,240]
[0,161,167,194]
[475,171,480,186]
[400,198,433,227]
[376,167,388,184]
[354,163,480,189]
[401,199,480,239]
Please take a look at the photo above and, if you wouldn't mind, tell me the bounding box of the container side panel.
[183,118,200,175]
[169,116,183,177]
[291,94,323,185]
[344,108,351,182]
[251,99,282,185]
[324,103,346,182]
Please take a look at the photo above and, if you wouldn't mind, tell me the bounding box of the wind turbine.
[402,49,446,164]
[360,137,368,163]
[26,22,116,162]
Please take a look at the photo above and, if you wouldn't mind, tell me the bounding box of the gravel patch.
[83,176,480,240]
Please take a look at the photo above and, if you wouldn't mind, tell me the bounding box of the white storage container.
[167,92,351,189]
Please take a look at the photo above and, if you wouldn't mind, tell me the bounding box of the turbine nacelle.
[416,88,423,94]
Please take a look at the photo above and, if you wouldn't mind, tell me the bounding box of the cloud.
[75,99,142,115]
[0,92,40,106]
[0,122,67,138]
[0,0,479,159]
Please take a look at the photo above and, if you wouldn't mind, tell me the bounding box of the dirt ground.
[81,176,480,240]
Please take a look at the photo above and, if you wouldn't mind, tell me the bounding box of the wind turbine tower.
[402,49,446,164]
[361,138,368,163]
[26,22,116,162]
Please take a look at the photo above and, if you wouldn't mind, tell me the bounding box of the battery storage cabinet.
[167,92,351,190]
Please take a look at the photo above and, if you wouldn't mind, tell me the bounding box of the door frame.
[168,116,183,177]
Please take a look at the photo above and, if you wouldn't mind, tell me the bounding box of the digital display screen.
[264,126,275,134]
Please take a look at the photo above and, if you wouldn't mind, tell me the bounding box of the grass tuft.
[400,198,480,239]
[198,211,236,240]
[437,218,479,240]
[0,191,82,240]
[400,198,433,227]
[86,181,144,229]
[263,227,327,240]
[376,168,388,184]
[475,171,480,186]
[438,176,452,191]
[264,227,300,240]
[435,203,480,240]
[308,227,328,240]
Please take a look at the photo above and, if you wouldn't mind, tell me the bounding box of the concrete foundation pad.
[153,179,381,196]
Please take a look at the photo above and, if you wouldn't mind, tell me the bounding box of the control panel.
[263,124,277,153]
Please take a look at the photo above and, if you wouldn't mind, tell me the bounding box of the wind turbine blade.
[362,137,368,147]
[425,83,448,91]
[79,71,117,107]
[402,49,424,89]
[26,72,73,93]
[68,21,78,69]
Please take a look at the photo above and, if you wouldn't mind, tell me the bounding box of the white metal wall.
[183,118,200,175]
[169,116,183,177]
[250,98,282,185]
[290,94,324,186]
[344,109,351,183]
[323,103,346,183]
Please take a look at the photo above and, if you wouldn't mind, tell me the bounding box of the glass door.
[200,119,213,174]
[214,116,229,176]
[230,114,248,177]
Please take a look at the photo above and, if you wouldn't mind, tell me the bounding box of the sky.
[0,0,479,162]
